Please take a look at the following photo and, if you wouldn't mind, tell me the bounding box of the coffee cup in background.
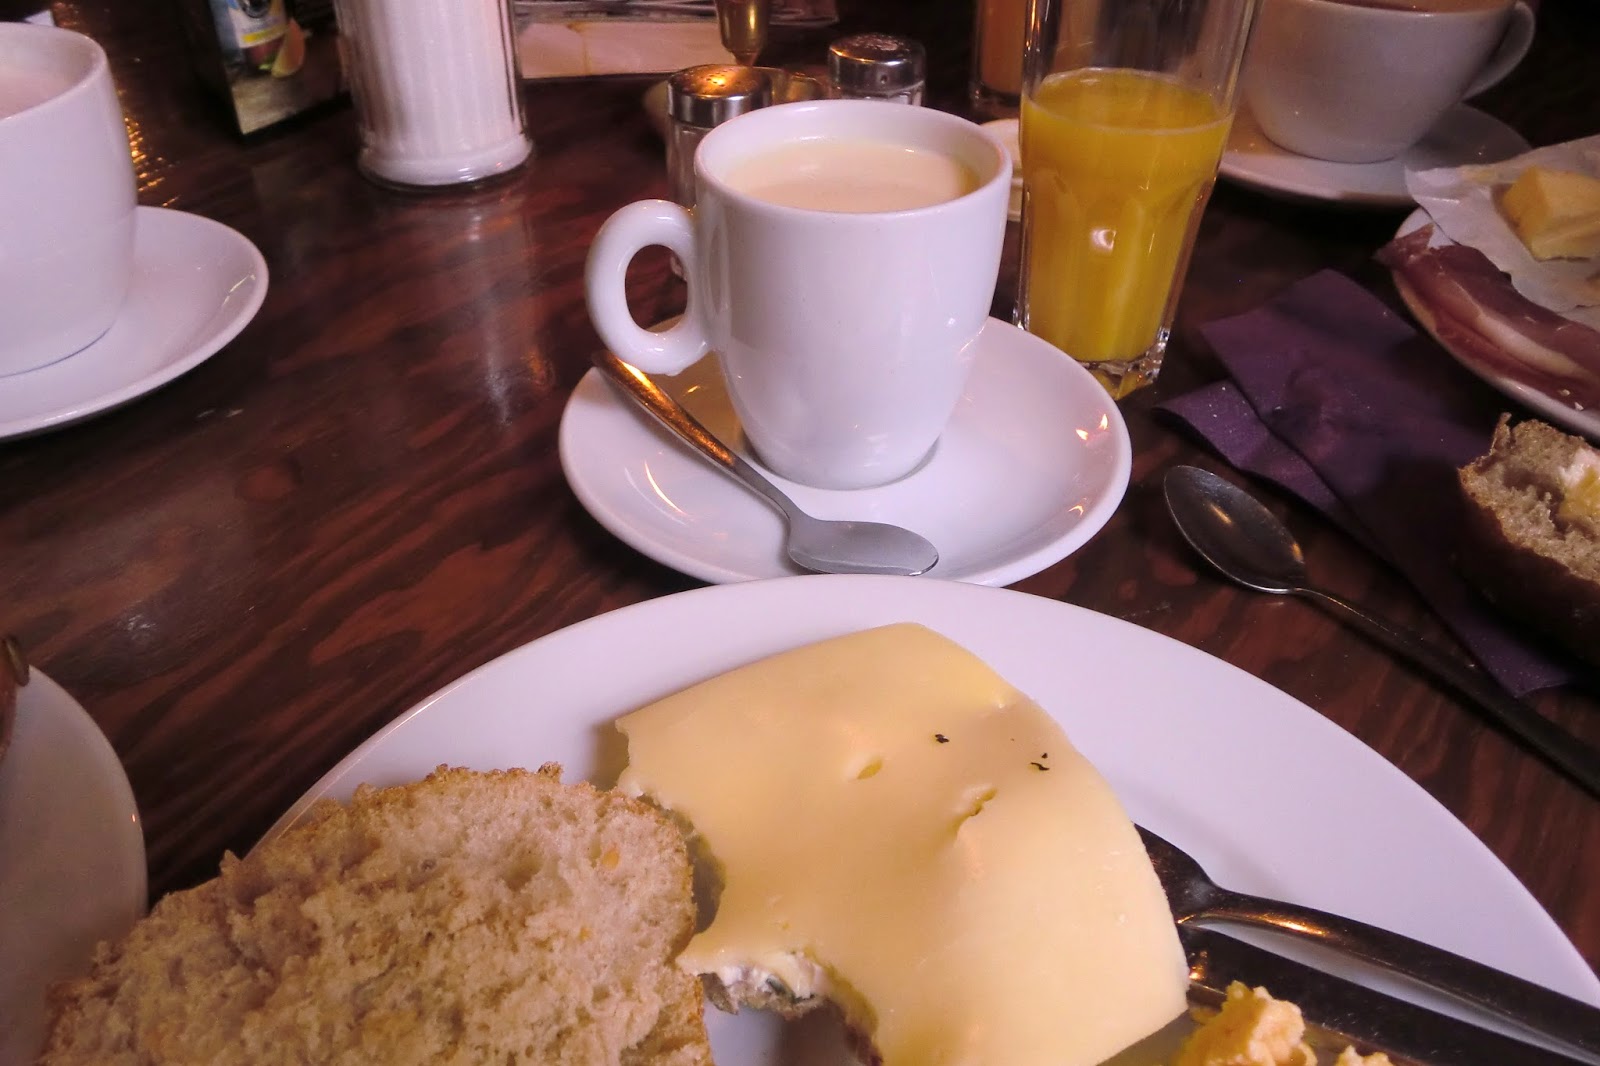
[0,23,137,376]
[585,100,1010,490]
[1241,0,1535,164]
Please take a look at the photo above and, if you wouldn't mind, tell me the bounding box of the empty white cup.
[1242,0,1534,164]
[0,23,137,376]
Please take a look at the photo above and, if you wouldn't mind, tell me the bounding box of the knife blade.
[1181,926,1599,1066]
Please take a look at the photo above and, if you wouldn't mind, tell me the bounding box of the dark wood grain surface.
[5,0,1596,982]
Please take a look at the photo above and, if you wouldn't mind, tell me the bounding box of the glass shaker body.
[826,34,925,105]
[664,64,772,211]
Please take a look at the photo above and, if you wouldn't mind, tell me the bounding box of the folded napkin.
[1160,269,1577,697]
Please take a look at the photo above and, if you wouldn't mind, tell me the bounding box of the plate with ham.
[1382,211,1600,442]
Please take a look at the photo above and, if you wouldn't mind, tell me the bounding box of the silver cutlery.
[593,350,940,577]
[1163,465,1600,799]
[1143,825,1600,1063]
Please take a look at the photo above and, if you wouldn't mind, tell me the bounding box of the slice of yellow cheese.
[1500,166,1600,261]
[616,623,1189,1066]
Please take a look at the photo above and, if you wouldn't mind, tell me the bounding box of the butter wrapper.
[1406,134,1600,330]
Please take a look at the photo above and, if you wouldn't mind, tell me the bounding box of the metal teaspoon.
[593,351,940,577]
[1162,465,1600,799]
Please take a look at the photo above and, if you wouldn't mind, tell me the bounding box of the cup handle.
[1463,0,1534,99]
[584,199,709,376]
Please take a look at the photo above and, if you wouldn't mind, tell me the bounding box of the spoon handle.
[1194,888,1600,1062]
[591,351,797,521]
[1301,587,1600,799]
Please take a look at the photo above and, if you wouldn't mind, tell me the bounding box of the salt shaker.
[333,0,532,189]
[826,33,925,105]
[665,64,772,210]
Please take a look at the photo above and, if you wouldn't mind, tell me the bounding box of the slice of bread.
[38,765,712,1066]
[1458,415,1600,668]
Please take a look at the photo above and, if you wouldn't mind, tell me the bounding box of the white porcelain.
[1219,102,1528,207]
[1394,209,1600,443]
[334,0,530,188]
[0,207,268,441]
[264,575,1600,1065]
[586,99,1011,490]
[559,318,1130,585]
[1,670,146,1066]
[0,23,137,375]
[980,117,1023,221]
[1243,0,1534,164]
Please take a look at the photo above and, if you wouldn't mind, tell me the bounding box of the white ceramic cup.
[585,99,1010,491]
[1242,0,1535,164]
[0,23,137,376]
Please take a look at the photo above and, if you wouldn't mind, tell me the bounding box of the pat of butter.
[616,623,1188,1066]
[1500,166,1600,261]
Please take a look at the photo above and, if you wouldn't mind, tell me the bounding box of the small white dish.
[0,206,268,441]
[0,670,146,1066]
[265,575,1600,1066]
[559,317,1131,586]
[1394,209,1600,442]
[1219,102,1528,208]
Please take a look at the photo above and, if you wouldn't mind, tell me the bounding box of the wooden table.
[7,0,1596,980]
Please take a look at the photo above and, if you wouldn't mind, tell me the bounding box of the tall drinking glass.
[1017,0,1258,398]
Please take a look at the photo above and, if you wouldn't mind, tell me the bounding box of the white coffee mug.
[0,23,137,376]
[1242,0,1535,164]
[585,100,1010,491]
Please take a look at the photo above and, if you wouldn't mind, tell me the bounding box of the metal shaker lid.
[666,64,773,128]
[827,33,926,96]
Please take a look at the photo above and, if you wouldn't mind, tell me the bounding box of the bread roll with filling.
[1457,415,1600,669]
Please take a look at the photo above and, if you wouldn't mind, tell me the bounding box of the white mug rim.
[0,23,112,129]
[692,98,1013,223]
[1275,0,1516,20]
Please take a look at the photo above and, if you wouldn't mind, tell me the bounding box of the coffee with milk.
[725,140,983,213]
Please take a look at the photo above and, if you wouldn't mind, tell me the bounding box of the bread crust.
[1457,417,1600,670]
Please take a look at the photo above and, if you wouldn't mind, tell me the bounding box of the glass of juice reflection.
[1017,0,1259,399]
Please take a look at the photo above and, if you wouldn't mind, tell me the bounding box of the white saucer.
[0,670,146,1066]
[1219,103,1529,208]
[0,206,268,441]
[558,318,1132,586]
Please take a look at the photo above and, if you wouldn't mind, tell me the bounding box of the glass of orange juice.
[1017,0,1258,398]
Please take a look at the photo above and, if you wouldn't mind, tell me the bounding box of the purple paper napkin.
[1160,269,1576,697]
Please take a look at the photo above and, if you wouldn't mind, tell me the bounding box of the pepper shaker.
[665,64,773,211]
[826,33,926,105]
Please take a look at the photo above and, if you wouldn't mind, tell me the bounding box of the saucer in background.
[0,207,268,441]
[1219,102,1528,208]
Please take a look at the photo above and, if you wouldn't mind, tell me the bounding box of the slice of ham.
[1379,224,1600,413]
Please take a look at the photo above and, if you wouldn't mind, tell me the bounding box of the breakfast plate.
[0,206,268,441]
[1,670,146,1066]
[558,318,1132,585]
[1393,208,1600,442]
[268,575,1600,1063]
[1219,103,1529,208]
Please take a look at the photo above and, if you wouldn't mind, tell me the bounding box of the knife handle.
[1197,890,1600,1061]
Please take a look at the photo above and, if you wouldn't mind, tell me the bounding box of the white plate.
[0,206,268,441]
[1220,103,1529,208]
[1395,208,1600,442]
[558,318,1132,585]
[0,671,146,1066]
[268,576,1600,1064]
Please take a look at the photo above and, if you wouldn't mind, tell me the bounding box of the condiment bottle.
[826,33,926,105]
[665,64,772,211]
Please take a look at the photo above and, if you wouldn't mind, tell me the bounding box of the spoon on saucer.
[593,351,940,577]
[1163,465,1600,798]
